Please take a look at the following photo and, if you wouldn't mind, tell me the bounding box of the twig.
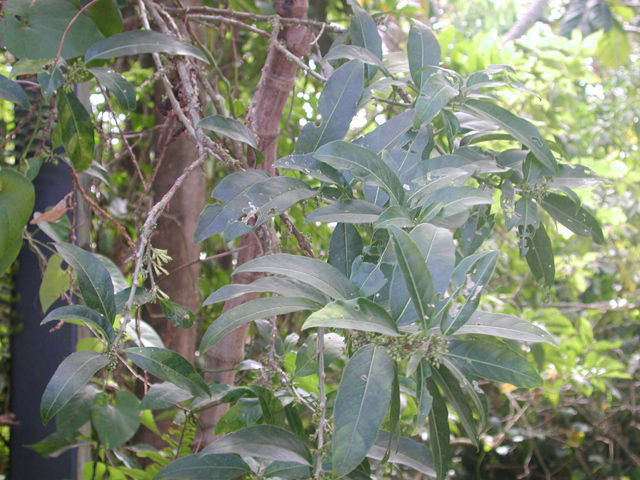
[281,213,314,257]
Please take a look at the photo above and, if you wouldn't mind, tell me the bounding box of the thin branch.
[55,0,103,63]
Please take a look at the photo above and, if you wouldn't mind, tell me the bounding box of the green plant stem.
[315,327,326,479]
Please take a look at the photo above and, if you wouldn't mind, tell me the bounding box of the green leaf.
[294,332,344,377]
[55,242,115,321]
[40,351,107,424]
[525,224,555,286]
[295,60,364,154]
[595,25,630,68]
[368,431,434,477]
[56,90,95,172]
[423,186,493,220]
[200,425,312,465]
[307,200,383,224]
[463,99,556,172]
[140,382,192,410]
[414,73,458,127]
[388,226,434,326]
[328,223,363,277]
[0,74,30,108]
[234,254,360,300]
[125,347,209,397]
[413,361,433,428]
[425,378,449,480]
[203,277,326,306]
[38,253,70,312]
[264,461,310,479]
[302,298,399,336]
[0,168,35,272]
[315,141,405,205]
[541,193,604,243]
[199,115,259,149]
[350,257,387,297]
[85,30,208,64]
[2,0,104,59]
[85,0,122,37]
[349,4,383,79]
[442,251,498,335]
[195,173,316,242]
[407,21,441,89]
[41,305,115,343]
[455,311,557,345]
[55,384,99,435]
[200,297,318,353]
[333,345,394,477]
[432,366,478,447]
[114,287,154,314]
[160,299,195,328]
[91,391,140,449]
[275,153,343,184]
[324,45,384,68]
[356,110,414,154]
[445,339,542,387]
[440,357,487,430]
[89,67,136,110]
[156,454,250,480]
[410,223,455,295]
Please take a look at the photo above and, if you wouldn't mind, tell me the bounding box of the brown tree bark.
[197,0,312,446]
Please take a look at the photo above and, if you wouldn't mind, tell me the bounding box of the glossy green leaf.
[333,345,394,477]
[432,366,478,447]
[125,347,209,397]
[41,305,115,343]
[315,141,405,205]
[328,223,363,277]
[195,174,315,242]
[324,45,384,68]
[0,169,35,272]
[125,319,165,349]
[40,351,107,424]
[199,115,259,149]
[541,193,604,243]
[445,339,542,387]
[85,0,122,37]
[407,21,441,89]
[264,461,310,479]
[234,254,360,300]
[410,223,455,295]
[463,99,556,172]
[85,30,208,64]
[356,110,414,154]
[200,425,312,465]
[525,224,555,286]
[456,311,557,345]
[2,0,104,59]
[114,287,154,314]
[0,236,22,277]
[349,4,383,79]
[160,299,195,328]
[55,242,115,321]
[0,74,30,108]
[274,154,343,184]
[156,454,250,480]
[349,257,387,297]
[374,205,413,229]
[38,253,70,312]
[389,226,434,326]
[89,67,136,110]
[294,332,344,377]
[424,186,493,220]
[442,251,498,335]
[140,382,192,410]
[91,391,140,449]
[55,384,99,435]
[203,277,326,306]
[307,199,383,224]
[425,378,449,480]
[302,298,399,336]
[295,60,364,154]
[368,431,435,477]
[414,74,458,127]
[200,297,318,353]
[414,361,433,428]
[57,90,95,172]
[440,357,487,430]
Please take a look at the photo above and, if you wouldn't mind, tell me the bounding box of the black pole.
[9,160,77,480]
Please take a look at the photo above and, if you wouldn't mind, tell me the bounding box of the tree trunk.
[502,0,550,43]
[197,0,312,446]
